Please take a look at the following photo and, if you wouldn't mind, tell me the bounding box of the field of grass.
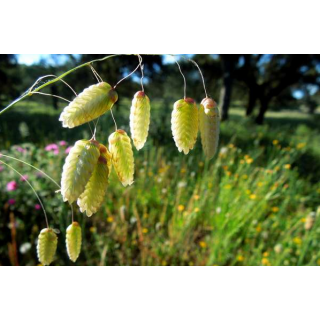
[0,100,319,266]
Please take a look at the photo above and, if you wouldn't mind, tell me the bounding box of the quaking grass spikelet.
[66,222,82,262]
[77,152,111,217]
[37,228,58,266]
[199,98,220,159]
[61,140,100,203]
[171,98,199,154]
[59,82,118,128]
[109,130,134,187]
[130,91,151,150]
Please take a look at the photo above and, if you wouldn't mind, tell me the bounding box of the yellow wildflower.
[297,143,306,150]
[224,184,232,190]
[89,226,96,233]
[226,171,232,176]
[228,144,235,149]
[257,182,264,187]
[300,218,306,223]
[195,208,200,213]
[284,164,291,170]
[246,158,254,164]
[194,195,200,200]
[178,205,185,212]
[271,207,279,213]
[263,252,269,257]
[273,140,279,145]
[293,237,302,245]
[237,255,244,262]
[256,225,262,233]
[250,194,257,200]
[262,258,271,266]
[107,216,114,223]
[142,228,149,234]
[199,241,207,249]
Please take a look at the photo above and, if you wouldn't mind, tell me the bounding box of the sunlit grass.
[1,117,319,265]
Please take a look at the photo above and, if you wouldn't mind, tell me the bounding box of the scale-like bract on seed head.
[130,91,151,150]
[59,82,118,128]
[37,228,58,266]
[61,140,100,203]
[109,130,134,187]
[171,98,199,154]
[66,222,82,262]
[77,152,111,217]
[199,98,220,159]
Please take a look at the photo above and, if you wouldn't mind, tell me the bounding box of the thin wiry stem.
[0,159,50,228]
[29,75,78,97]
[90,66,101,83]
[1,54,123,115]
[138,54,145,92]
[0,153,74,224]
[174,58,187,99]
[0,154,60,188]
[90,64,103,83]
[110,109,118,131]
[31,92,71,103]
[114,61,141,89]
[188,59,208,98]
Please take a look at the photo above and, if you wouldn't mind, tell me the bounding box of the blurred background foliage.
[0,54,319,266]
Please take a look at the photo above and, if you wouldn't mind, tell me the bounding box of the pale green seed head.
[59,82,118,128]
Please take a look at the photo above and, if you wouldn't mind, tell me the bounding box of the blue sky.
[18,54,184,65]
[17,54,72,65]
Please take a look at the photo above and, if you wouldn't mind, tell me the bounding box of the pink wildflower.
[34,204,41,210]
[65,146,72,154]
[8,199,16,205]
[59,141,67,146]
[7,181,18,191]
[16,146,26,153]
[20,175,29,182]
[45,144,59,151]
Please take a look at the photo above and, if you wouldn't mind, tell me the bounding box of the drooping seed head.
[109,130,135,187]
[171,98,199,155]
[66,222,82,262]
[37,228,58,266]
[77,152,111,217]
[61,140,100,203]
[199,97,220,159]
[59,82,118,128]
[130,91,151,150]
